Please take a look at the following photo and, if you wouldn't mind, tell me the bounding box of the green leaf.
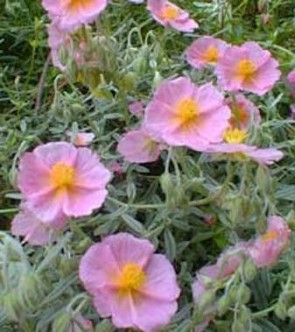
[121,214,145,235]
[164,229,177,261]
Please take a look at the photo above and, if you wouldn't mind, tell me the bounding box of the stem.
[252,305,275,318]
[107,197,166,210]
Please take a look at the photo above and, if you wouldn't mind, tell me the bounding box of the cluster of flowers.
[78,216,291,332]
[43,0,198,70]
[118,38,283,166]
[10,141,291,332]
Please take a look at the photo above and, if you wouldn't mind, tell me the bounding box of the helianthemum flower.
[147,0,198,32]
[143,77,231,151]
[117,126,165,163]
[18,142,111,222]
[206,128,283,165]
[215,42,281,95]
[186,36,229,69]
[42,0,108,32]
[248,216,291,268]
[79,233,180,332]
[226,94,261,129]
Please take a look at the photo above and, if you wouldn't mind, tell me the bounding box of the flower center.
[203,45,219,63]
[176,98,199,129]
[162,6,179,20]
[261,230,279,242]
[223,128,247,144]
[50,162,75,189]
[67,0,93,11]
[117,263,146,291]
[236,59,256,80]
[144,137,158,154]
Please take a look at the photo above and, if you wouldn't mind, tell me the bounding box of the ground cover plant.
[1,0,295,331]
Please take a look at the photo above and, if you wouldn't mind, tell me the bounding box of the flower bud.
[243,260,257,282]
[197,290,216,313]
[217,295,231,316]
[275,302,287,320]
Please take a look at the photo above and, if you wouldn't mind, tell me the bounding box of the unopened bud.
[198,290,216,313]
[275,302,287,320]
[243,260,257,282]
[217,295,231,316]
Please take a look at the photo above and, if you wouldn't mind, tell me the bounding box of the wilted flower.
[206,128,283,165]
[192,244,247,331]
[107,160,124,175]
[67,131,95,147]
[248,216,291,268]
[117,126,164,163]
[11,205,67,246]
[226,94,261,129]
[216,42,281,95]
[128,101,144,117]
[144,77,231,152]
[147,0,198,32]
[42,0,108,32]
[18,142,111,222]
[186,36,229,69]
[79,233,180,331]
[68,314,92,332]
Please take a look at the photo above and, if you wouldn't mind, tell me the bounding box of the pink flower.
[18,142,111,222]
[67,131,95,146]
[11,205,67,246]
[226,94,261,129]
[186,36,229,69]
[147,0,198,32]
[128,101,144,118]
[206,128,284,165]
[248,216,291,268]
[79,233,180,332]
[143,77,231,151]
[42,0,108,32]
[117,127,164,163]
[215,42,281,95]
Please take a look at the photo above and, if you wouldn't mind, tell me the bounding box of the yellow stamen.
[235,59,256,80]
[161,6,179,20]
[223,128,247,144]
[261,230,278,242]
[175,98,199,130]
[50,162,75,189]
[144,138,157,154]
[117,263,146,293]
[203,45,219,63]
[67,0,93,11]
